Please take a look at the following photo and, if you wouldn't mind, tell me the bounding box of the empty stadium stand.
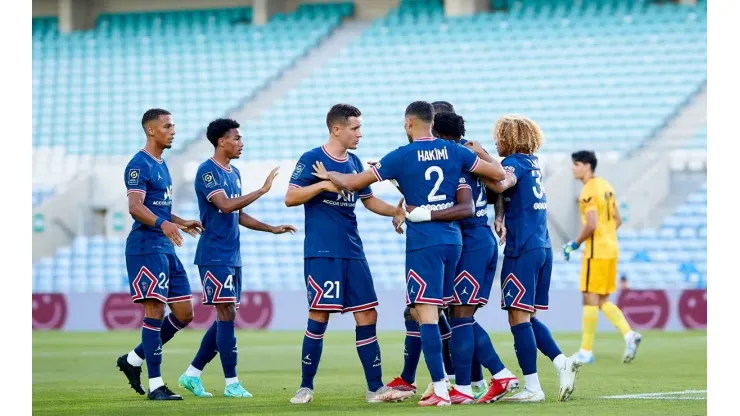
[244,0,706,162]
[32,0,707,293]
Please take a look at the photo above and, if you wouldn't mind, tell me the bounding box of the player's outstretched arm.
[463,141,494,163]
[127,192,184,247]
[211,167,280,214]
[406,187,475,223]
[284,180,341,207]
[363,197,406,233]
[472,159,506,183]
[362,196,405,217]
[483,167,516,193]
[313,161,378,192]
[238,211,297,234]
[170,214,204,238]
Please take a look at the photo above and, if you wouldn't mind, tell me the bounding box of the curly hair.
[493,115,545,155]
[206,118,240,147]
[433,112,465,139]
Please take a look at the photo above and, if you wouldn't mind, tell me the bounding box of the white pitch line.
[601,390,707,400]
[620,397,706,400]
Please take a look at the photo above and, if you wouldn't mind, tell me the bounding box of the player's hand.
[161,221,184,247]
[464,140,487,157]
[312,161,329,180]
[393,198,405,234]
[406,206,432,223]
[179,220,204,238]
[563,240,580,261]
[261,166,280,193]
[392,217,405,234]
[270,224,298,234]
[494,218,506,245]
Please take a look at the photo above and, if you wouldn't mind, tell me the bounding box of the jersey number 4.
[224,275,234,291]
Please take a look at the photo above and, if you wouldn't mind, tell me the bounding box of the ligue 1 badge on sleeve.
[128,169,140,185]
[203,172,216,188]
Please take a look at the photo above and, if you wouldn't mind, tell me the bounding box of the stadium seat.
[32,0,707,293]
[243,0,706,163]
[32,4,353,157]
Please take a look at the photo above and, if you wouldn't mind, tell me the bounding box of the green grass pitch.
[33,330,706,415]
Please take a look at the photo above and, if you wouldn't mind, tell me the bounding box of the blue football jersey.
[457,139,495,252]
[194,158,242,267]
[501,153,551,257]
[124,149,175,255]
[372,137,480,252]
[289,146,373,259]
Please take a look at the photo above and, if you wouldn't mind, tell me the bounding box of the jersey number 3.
[532,171,545,199]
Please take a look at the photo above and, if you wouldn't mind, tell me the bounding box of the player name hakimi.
[417,148,449,162]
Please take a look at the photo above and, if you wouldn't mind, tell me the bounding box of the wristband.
[406,207,433,223]
[154,217,165,229]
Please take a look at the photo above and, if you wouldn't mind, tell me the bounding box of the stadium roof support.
[444,0,490,17]
[58,0,97,32]
[253,0,285,25]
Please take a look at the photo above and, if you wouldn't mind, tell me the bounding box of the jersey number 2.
[157,273,169,290]
[425,166,446,202]
[476,178,487,207]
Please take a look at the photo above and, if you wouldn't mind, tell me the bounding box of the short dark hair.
[326,104,361,132]
[571,150,598,172]
[206,118,240,147]
[141,108,171,129]
[431,101,455,114]
[405,101,434,123]
[433,112,465,138]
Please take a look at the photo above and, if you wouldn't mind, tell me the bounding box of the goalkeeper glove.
[563,240,580,261]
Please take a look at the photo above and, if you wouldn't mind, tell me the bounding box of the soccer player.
[284,104,409,404]
[177,118,297,398]
[116,109,204,400]
[427,101,491,394]
[430,100,457,384]
[386,111,518,405]
[564,150,642,364]
[387,100,458,399]
[484,115,580,402]
[314,101,507,406]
